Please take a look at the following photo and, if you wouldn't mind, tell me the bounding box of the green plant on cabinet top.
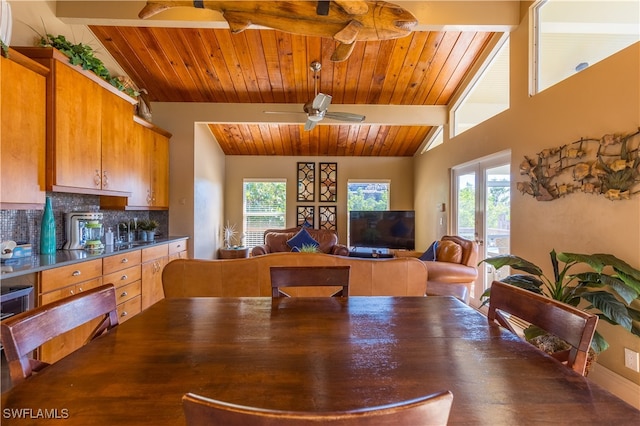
[38,34,138,97]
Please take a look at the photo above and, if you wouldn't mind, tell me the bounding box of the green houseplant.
[37,33,138,97]
[480,250,640,354]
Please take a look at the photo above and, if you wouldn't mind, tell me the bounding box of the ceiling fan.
[264,61,366,131]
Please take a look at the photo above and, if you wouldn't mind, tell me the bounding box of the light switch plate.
[624,348,640,372]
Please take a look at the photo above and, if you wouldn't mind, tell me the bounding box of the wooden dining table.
[2,296,639,425]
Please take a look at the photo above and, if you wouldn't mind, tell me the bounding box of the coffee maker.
[63,212,104,251]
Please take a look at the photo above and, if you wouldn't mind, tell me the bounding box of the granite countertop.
[0,236,189,279]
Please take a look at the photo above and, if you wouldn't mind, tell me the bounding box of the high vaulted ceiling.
[53,1,520,156]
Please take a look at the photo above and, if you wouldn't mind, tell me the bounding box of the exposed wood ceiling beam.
[56,1,520,31]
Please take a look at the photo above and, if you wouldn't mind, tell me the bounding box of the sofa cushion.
[419,241,438,261]
[287,228,319,251]
[436,240,463,264]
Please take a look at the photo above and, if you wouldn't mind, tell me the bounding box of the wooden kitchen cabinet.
[168,239,188,261]
[141,244,169,310]
[39,259,104,364]
[101,90,135,193]
[0,50,48,209]
[131,119,170,209]
[102,250,142,324]
[33,241,185,364]
[14,47,137,197]
[101,118,171,210]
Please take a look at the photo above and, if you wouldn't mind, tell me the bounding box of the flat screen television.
[349,210,415,250]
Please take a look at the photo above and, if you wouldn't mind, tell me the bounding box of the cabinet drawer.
[103,250,141,274]
[103,265,141,289]
[142,244,168,262]
[115,280,141,305]
[40,278,103,305]
[168,240,187,255]
[41,259,103,293]
[117,295,141,323]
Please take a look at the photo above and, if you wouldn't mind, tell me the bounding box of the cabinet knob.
[121,291,128,297]
[78,287,83,292]
[121,311,128,317]
[94,170,101,187]
[121,258,129,263]
[72,270,81,277]
[102,171,109,188]
[120,275,128,280]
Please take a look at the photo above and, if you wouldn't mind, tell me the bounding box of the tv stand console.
[348,249,394,259]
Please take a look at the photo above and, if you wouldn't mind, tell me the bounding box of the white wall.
[414,11,640,389]
[152,104,226,259]
[224,156,415,245]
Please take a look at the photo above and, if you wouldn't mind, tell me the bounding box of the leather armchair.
[251,227,349,257]
[396,235,478,303]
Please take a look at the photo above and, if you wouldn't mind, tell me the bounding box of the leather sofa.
[163,252,428,297]
[251,227,349,257]
[394,235,478,303]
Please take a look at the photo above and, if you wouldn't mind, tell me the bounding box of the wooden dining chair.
[0,283,119,385]
[270,266,351,298]
[487,280,598,376]
[182,390,453,425]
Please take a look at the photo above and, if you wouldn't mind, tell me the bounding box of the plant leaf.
[580,291,632,331]
[479,255,543,276]
[560,252,640,281]
[615,269,640,297]
[591,331,609,353]
[500,275,544,292]
[573,272,638,304]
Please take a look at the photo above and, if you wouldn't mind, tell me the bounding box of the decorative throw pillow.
[436,240,463,264]
[419,241,438,261]
[287,227,319,251]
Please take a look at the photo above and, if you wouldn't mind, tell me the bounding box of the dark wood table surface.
[2,297,639,425]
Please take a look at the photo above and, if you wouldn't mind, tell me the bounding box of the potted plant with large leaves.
[480,250,640,356]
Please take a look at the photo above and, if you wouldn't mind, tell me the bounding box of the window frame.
[242,179,287,249]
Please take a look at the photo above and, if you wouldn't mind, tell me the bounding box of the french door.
[452,151,511,308]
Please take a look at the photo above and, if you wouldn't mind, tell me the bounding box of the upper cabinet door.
[0,54,47,208]
[102,91,134,193]
[52,61,103,191]
[150,130,169,209]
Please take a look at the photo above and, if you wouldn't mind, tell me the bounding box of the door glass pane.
[456,172,476,241]
[484,165,511,284]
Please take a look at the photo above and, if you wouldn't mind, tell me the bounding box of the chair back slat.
[487,280,598,375]
[270,266,350,298]
[0,284,119,384]
[183,390,453,425]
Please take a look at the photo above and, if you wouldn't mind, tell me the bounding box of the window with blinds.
[243,180,286,248]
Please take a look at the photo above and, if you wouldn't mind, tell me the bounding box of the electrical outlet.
[624,348,640,372]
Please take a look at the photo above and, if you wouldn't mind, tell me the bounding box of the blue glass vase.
[40,197,56,254]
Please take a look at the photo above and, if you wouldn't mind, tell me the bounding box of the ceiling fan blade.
[263,110,307,115]
[312,93,332,111]
[304,119,318,131]
[324,111,366,122]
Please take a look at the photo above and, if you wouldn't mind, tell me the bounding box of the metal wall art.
[518,129,640,201]
[319,206,337,230]
[319,162,338,202]
[297,206,315,228]
[297,162,315,202]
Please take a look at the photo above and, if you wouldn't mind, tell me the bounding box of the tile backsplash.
[0,193,168,253]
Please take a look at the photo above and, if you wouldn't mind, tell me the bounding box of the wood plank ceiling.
[90,26,494,156]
